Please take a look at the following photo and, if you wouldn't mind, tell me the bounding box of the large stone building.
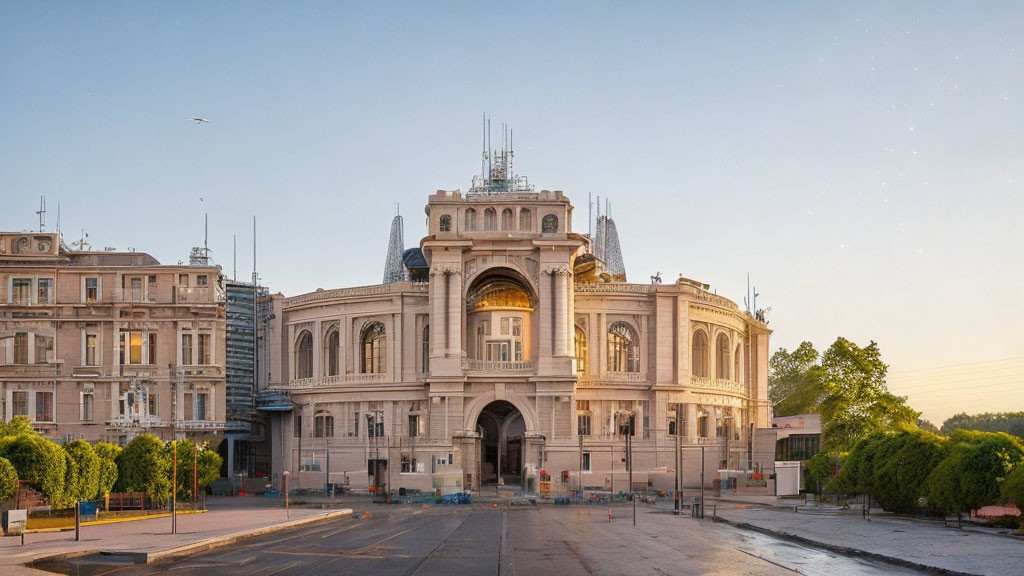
[0,232,231,444]
[265,148,772,493]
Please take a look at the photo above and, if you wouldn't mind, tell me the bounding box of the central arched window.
[296,331,313,379]
[360,321,387,374]
[734,344,742,383]
[606,322,639,373]
[326,329,340,376]
[465,208,477,231]
[484,208,496,230]
[422,324,430,373]
[716,334,730,380]
[574,325,588,375]
[691,330,708,378]
[501,208,514,230]
[542,213,558,233]
[314,410,334,438]
[519,209,532,231]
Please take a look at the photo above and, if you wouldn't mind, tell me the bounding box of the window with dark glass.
[542,214,558,233]
[607,322,639,372]
[361,322,386,374]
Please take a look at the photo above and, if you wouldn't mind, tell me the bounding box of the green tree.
[0,415,34,437]
[769,342,823,416]
[166,440,225,500]
[870,427,948,513]
[93,442,121,495]
[115,434,170,503]
[65,440,101,501]
[828,432,886,495]
[926,430,1024,516]
[941,412,1024,437]
[804,452,836,495]
[0,457,18,501]
[917,419,940,434]
[0,434,67,505]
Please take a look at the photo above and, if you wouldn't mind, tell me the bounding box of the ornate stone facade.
[267,177,772,493]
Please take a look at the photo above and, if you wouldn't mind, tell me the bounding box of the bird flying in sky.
[191,117,210,124]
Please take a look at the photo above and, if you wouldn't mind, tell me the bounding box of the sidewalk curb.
[24,509,352,568]
[710,515,979,576]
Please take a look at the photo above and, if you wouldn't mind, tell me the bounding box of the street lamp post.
[283,471,290,519]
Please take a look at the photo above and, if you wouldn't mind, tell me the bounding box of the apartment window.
[577,400,591,436]
[352,411,359,437]
[181,334,193,365]
[367,413,384,438]
[85,278,98,302]
[294,413,303,438]
[37,278,53,304]
[408,414,421,437]
[147,393,158,418]
[35,391,54,422]
[35,335,53,364]
[86,334,99,366]
[12,278,31,304]
[501,318,510,335]
[130,277,143,301]
[401,454,417,473]
[195,392,208,421]
[197,275,208,287]
[120,332,143,365]
[81,391,95,421]
[148,334,157,364]
[198,333,211,365]
[14,333,28,364]
[178,274,189,287]
[582,452,591,471]
[11,391,28,417]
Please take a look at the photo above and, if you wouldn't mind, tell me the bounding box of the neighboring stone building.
[265,146,773,493]
[0,232,230,444]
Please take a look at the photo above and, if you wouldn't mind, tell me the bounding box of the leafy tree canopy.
[94,442,121,495]
[0,434,67,505]
[769,338,919,454]
[941,412,1024,438]
[65,439,101,501]
[166,440,223,500]
[926,431,1024,514]
[0,457,18,501]
[0,416,34,437]
[115,434,170,502]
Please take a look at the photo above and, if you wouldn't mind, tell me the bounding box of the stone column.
[685,403,697,441]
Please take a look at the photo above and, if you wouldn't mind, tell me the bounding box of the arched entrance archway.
[476,400,525,485]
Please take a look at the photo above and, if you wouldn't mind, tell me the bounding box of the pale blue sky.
[2,2,1022,423]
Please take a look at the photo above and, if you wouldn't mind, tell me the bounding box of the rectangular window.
[82,392,94,421]
[14,333,28,364]
[367,414,384,437]
[86,334,98,366]
[122,331,143,364]
[352,411,359,437]
[486,341,509,362]
[35,391,53,422]
[37,278,53,304]
[198,333,211,365]
[197,275,208,286]
[582,451,591,471]
[408,414,420,437]
[195,392,208,421]
[148,333,157,364]
[35,335,53,364]
[178,274,189,287]
[294,413,303,438]
[514,341,522,362]
[130,277,143,301]
[577,413,591,436]
[181,334,193,365]
[401,453,415,473]
[512,318,522,337]
[147,393,158,418]
[12,278,31,304]
[12,391,28,417]
[85,278,98,302]
[501,318,510,335]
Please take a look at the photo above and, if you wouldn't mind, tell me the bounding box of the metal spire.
[382,205,405,284]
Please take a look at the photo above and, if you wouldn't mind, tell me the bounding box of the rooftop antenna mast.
[36,196,46,232]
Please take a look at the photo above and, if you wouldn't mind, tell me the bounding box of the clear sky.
[2,2,1021,424]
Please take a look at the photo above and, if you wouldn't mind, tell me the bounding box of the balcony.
[462,360,536,375]
[272,373,388,390]
[689,376,746,395]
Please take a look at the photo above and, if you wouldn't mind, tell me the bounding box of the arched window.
[691,330,708,378]
[484,208,496,230]
[716,333,730,380]
[697,407,709,438]
[734,344,742,383]
[542,214,558,233]
[360,321,386,374]
[519,209,532,231]
[325,329,340,376]
[465,208,477,231]
[574,325,588,375]
[314,411,334,438]
[295,331,313,379]
[422,324,430,374]
[439,214,451,232]
[607,322,639,372]
[501,208,514,230]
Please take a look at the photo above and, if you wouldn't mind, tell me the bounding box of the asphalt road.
[39,504,925,576]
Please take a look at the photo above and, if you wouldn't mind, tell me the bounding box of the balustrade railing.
[273,372,388,389]
[463,360,536,374]
[689,376,745,395]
